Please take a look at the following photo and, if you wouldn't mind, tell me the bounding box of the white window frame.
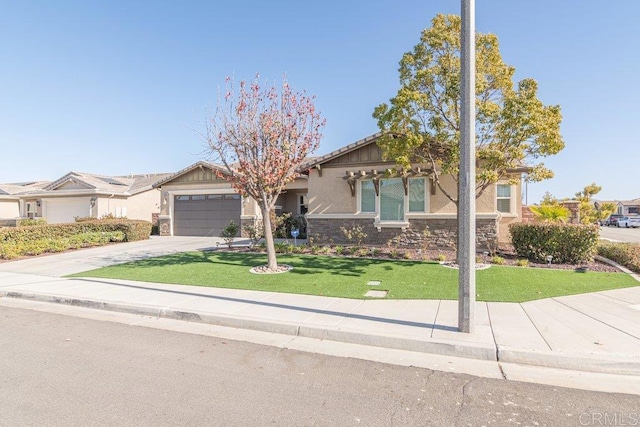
[297,193,309,215]
[358,178,429,228]
[496,183,515,216]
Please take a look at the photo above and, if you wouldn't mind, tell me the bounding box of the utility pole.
[458,0,476,333]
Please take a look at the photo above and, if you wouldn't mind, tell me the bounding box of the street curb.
[498,346,640,376]
[0,290,496,362]
[4,290,639,375]
[298,325,497,361]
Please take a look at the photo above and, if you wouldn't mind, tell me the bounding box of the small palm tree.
[529,205,570,223]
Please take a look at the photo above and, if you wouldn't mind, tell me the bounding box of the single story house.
[155,133,525,248]
[3,172,171,224]
[594,199,640,216]
[303,133,522,248]
[0,181,50,223]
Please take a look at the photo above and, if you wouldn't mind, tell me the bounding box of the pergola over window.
[345,168,434,221]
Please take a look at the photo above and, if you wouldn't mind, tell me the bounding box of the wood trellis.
[344,167,436,197]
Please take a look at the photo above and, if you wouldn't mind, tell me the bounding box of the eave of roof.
[507,166,532,173]
[42,172,94,192]
[24,189,132,198]
[152,161,230,188]
[302,132,385,170]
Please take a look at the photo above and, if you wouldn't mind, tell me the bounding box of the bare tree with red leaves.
[204,75,325,271]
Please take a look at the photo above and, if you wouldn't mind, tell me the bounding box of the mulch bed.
[0,240,621,274]
[216,244,622,273]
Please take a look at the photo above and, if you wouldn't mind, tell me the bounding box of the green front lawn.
[68,252,639,303]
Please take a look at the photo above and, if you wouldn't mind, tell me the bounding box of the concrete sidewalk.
[1,268,639,377]
[1,236,640,393]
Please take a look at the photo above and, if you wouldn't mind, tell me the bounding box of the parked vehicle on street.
[617,216,640,228]
[604,214,624,226]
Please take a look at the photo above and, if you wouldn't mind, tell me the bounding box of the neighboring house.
[303,133,524,248]
[155,133,526,248]
[0,182,50,221]
[15,172,171,224]
[618,200,640,215]
[594,199,640,216]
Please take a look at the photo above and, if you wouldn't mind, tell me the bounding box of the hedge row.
[0,219,152,243]
[0,231,126,260]
[509,223,599,264]
[597,242,640,274]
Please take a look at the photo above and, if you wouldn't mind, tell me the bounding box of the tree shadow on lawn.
[213,251,424,277]
[114,250,425,278]
[111,251,216,270]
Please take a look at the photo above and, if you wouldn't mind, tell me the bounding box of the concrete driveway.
[0,236,228,277]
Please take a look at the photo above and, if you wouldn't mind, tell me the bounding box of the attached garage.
[43,197,91,224]
[173,194,241,236]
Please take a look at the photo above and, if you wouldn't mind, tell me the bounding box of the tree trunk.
[260,202,278,271]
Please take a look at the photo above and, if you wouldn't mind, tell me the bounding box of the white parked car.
[617,216,640,228]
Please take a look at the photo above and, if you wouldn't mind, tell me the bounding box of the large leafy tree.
[373,14,564,203]
[204,75,325,271]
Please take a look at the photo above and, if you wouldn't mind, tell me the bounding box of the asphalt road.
[1,306,638,426]
[600,225,640,243]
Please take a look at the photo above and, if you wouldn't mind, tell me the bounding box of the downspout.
[107,194,115,217]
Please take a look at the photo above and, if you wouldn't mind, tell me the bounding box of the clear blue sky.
[1,1,638,203]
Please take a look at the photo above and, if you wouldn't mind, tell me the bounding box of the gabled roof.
[302,132,385,169]
[302,132,531,176]
[594,198,640,207]
[152,161,230,188]
[23,172,172,197]
[127,173,174,194]
[0,181,50,196]
[43,172,131,193]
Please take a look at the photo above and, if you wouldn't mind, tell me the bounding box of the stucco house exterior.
[0,181,50,223]
[594,199,640,216]
[4,172,171,224]
[303,133,523,249]
[155,133,525,248]
[154,161,308,237]
[154,162,248,236]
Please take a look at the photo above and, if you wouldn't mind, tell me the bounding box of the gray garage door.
[173,194,241,236]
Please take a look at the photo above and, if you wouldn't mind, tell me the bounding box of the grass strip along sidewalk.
[69,252,639,303]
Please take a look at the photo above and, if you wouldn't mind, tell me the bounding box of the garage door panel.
[45,198,91,224]
[173,194,241,237]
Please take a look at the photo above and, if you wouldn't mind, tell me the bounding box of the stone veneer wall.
[158,216,171,236]
[307,217,498,250]
[560,200,581,224]
[0,218,31,227]
[521,206,536,224]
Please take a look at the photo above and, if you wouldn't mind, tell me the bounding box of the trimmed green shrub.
[18,218,47,226]
[597,242,640,274]
[0,219,151,243]
[0,231,126,259]
[490,255,505,265]
[221,220,239,248]
[509,223,598,264]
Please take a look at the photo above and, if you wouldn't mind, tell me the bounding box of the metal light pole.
[458,0,476,333]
